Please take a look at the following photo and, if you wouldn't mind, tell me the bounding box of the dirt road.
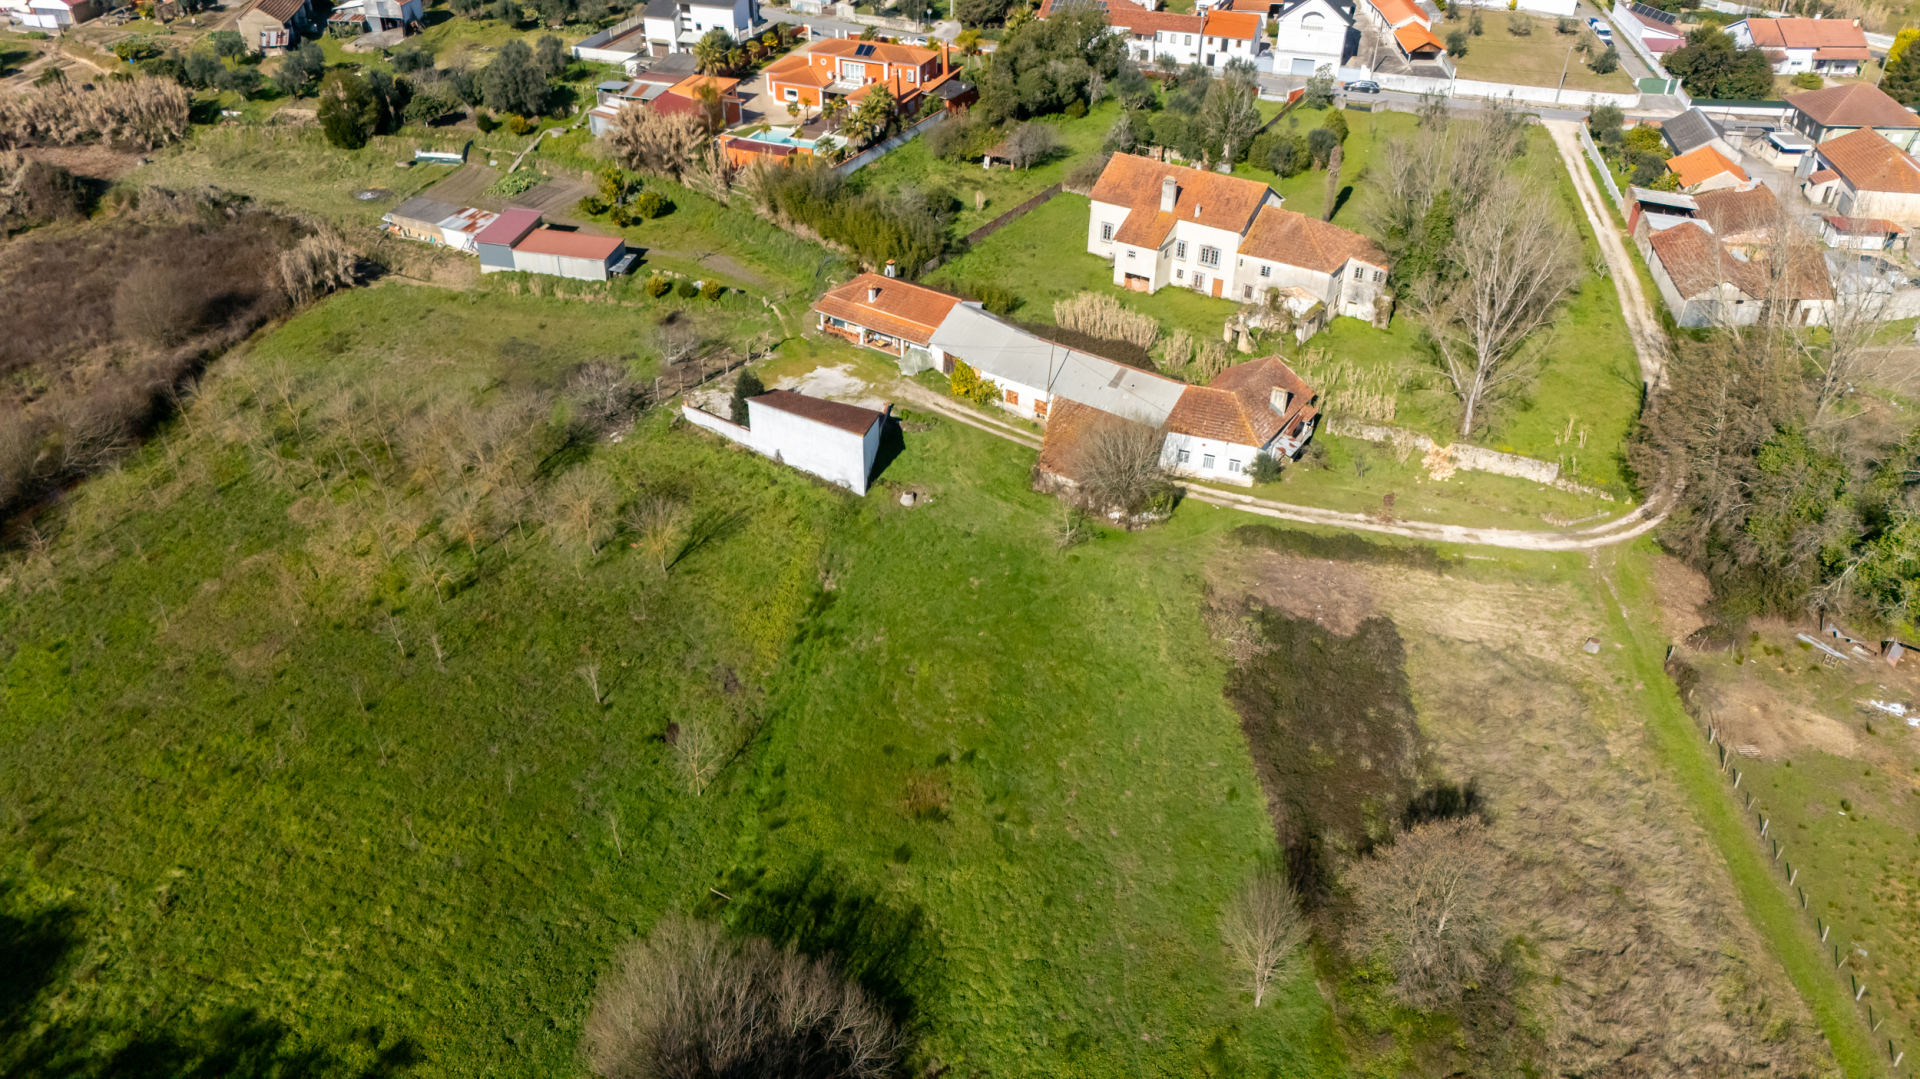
[1542,118,1670,390]
[890,381,1673,552]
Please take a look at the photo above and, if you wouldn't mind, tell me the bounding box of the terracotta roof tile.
[750,390,885,436]
[249,0,307,23]
[1649,220,1831,301]
[1202,9,1262,38]
[1788,82,1920,129]
[806,37,942,65]
[1809,167,1839,183]
[1694,183,1779,239]
[812,273,967,346]
[1824,214,1906,234]
[1035,397,1108,481]
[1367,0,1425,26]
[1163,356,1317,446]
[1666,146,1749,188]
[1089,153,1276,240]
[1815,126,1920,193]
[512,229,623,259]
[1740,16,1866,50]
[1394,21,1445,53]
[1239,206,1387,274]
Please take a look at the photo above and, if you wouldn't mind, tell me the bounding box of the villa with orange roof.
[761,38,961,114]
[586,74,743,136]
[1730,16,1870,76]
[1665,146,1751,193]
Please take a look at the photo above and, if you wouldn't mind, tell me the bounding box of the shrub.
[1248,451,1283,483]
[957,279,1018,315]
[1446,29,1468,55]
[0,75,189,151]
[699,279,724,300]
[631,190,668,218]
[112,38,161,62]
[949,359,997,406]
[674,279,698,298]
[485,170,542,198]
[1507,11,1531,33]
[1064,98,1086,118]
[577,194,610,216]
[505,113,534,135]
[1791,70,1823,90]
[474,109,499,133]
[1556,14,1579,32]
[1063,152,1109,193]
[645,275,671,298]
[1321,109,1348,142]
[1307,127,1340,168]
[402,92,453,126]
[317,70,378,150]
[1590,45,1620,74]
[581,916,902,1079]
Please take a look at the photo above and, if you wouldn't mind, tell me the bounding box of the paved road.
[1255,78,1680,122]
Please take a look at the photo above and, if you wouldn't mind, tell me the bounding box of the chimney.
[1160,175,1177,212]
[884,259,898,278]
[1193,204,1201,218]
[1270,387,1291,414]
[942,38,950,72]
[868,284,881,302]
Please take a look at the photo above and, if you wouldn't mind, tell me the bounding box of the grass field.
[0,281,1346,1079]
[1445,16,1637,93]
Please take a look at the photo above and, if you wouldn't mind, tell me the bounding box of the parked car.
[1343,79,1381,93]
[1587,16,1613,38]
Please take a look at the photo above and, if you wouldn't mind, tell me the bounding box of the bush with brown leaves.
[0,76,190,151]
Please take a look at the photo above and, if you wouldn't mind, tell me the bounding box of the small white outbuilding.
[682,390,887,495]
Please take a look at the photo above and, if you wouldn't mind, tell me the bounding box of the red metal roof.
[473,207,542,247]
[512,228,624,260]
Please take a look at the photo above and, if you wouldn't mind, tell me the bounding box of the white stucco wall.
[1162,432,1262,485]
[682,401,879,494]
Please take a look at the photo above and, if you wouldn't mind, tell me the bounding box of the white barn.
[682,391,886,494]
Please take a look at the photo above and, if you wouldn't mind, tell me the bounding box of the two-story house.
[761,38,960,113]
[1200,9,1265,67]
[1800,127,1920,226]
[1729,16,1870,76]
[1038,0,1205,66]
[1234,206,1389,320]
[1265,0,1354,76]
[639,0,765,57]
[1087,154,1284,299]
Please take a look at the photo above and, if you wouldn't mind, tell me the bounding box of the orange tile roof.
[1824,214,1906,234]
[1035,397,1108,482]
[512,229,624,259]
[1202,10,1262,38]
[812,273,966,346]
[1788,82,1920,129]
[1369,0,1426,27]
[1103,0,1205,34]
[665,74,741,99]
[1394,21,1445,54]
[1740,16,1866,50]
[1693,183,1779,238]
[1239,207,1387,273]
[1815,126,1920,194]
[750,390,885,436]
[764,56,836,88]
[807,36,940,66]
[1665,146,1749,188]
[1164,356,1318,447]
[1089,153,1276,241]
[1649,221,1832,301]
[1808,167,1839,184]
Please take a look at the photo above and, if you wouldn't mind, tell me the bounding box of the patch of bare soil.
[1650,552,1712,644]
[21,143,143,182]
[1230,549,1376,636]
[1704,678,1862,760]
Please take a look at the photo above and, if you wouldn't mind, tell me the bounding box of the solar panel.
[1629,2,1676,24]
[855,42,876,55]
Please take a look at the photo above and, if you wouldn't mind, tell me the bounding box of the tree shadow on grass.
[1,883,423,1079]
[722,854,934,1032]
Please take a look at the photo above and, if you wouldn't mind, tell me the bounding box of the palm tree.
[691,28,730,74]
[726,46,746,72]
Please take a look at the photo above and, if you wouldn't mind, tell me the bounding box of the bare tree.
[673,716,724,795]
[1004,121,1060,171]
[1346,818,1500,1010]
[1199,74,1262,170]
[583,914,903,1079]
[627,496,689,574]
[1221,866,1306,1007]
[1810,254,1898,417]
[1074,412,1168,514]
[1412,184,1579,437]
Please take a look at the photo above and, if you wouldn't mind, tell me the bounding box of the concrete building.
[236,0,312,53]
[1265,0,1354,76]
[1200,9,1265,68]
[1785,83,1920,152]
[640,0,768,57]
[1646,220,1833,327]
[681,391,887,494]
[1799,127,1920,226]
[474,208,631,280]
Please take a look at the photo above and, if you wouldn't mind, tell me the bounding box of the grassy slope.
[1595,543,1889,1079]
[0,284,1338,1079]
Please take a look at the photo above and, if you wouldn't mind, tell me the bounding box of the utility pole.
[1554,41,1573,103]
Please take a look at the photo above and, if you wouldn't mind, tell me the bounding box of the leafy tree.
[272,40,326,96]
[1590,44,1619,74]
[389,43,435,73]
[1113,61,1155,109]
[729,369,764,425]
[692,27,732,73]
[483,39,548,117]
[843,83,897,146]
[184,49,223,88]
[1586,102,1623,146]
[366,69,410,133]
[955,0,1008,26]
[534,0,573,24]
[1664,27,1772,99]
[535,33,569,78]
[1321,108,1348,142]
[1307,126,1340,168]
[208,30,247,59]
[1881,28,1920,108]
[317,69,378,149]
[113,38,161,62]
[1446,29,1468,56]
[949,359,997,406]
[442,65,482,106]
[215,65,263,97]
[404,91,453,125]
[1199,73,1261,167]
[975,3,1121,122]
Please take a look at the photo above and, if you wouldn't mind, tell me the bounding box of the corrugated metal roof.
[930,305,1186,426]
[473,207,542,247]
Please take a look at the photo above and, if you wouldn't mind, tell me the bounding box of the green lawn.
[1447,16,1637,93]
[1226,105,1420,224]
[0,282,1341,1079]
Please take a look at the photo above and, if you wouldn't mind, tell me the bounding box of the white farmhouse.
[1266,0,1354,76]
[682,391,886,495]
[1800,127,1920,227]
[1233,206,1389,318]
[1200,9,1265,68]
[1729,16,1870,76]
[1087,155,1284,299]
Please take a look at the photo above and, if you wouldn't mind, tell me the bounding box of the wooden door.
[1211,277,1223,299]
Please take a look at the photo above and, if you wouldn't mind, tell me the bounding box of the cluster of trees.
[691,25,795,76]
[1664,26,1773,100]
[1880,27,1920,108]
[748,161,953,278]
[973,4,1124,123]
[1635,237,1920,632]
[1101,59,1269,173]
[1247,108,1348,182]
[314,36,576,147]
[1370,101,1579,436]
[1587,105,1678,188]
[450,0,622,28]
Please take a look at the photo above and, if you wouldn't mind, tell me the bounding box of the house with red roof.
[474,208,632,281]
[761,38,960,114]
[1087,154,1286,299]
[1799,127,1920,226]
[587,75,743,137]
[1786,82,1920,153]
[811,273,970,374]
[1730,16,1870,76]
[1357,0,1451,70]
[1200,9,1267,68]
[1665,145,1751,193]
[1645,220,1833,327]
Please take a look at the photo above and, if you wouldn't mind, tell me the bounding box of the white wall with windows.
[1161,431,1263,486]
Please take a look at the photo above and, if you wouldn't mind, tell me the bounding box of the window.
[1177,448,1191,463]
[1373,270,1383,282]
[1004,388,1019,405]
[1176,268,1185,279]
[1259,264,1271,278]
[1035,398,1048,418]
[1101,222,1114,242]
[1352,265,1364,280]
[1126,249,1136,259]
[1199,245,1220,267]
[784,88,798,100]
[1301,10,1324,28]
[1228,459,1242,473]
[1203,454,1216,469]
[1184,33,1193,43]
[1175,240,1188,260]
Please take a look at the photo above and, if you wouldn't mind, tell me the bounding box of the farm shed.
[682,391,887,495]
